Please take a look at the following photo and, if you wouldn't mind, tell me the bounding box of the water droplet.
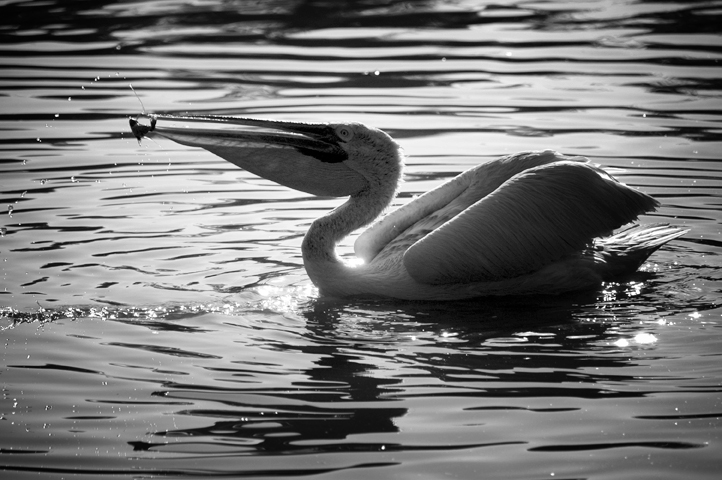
[67,97,71,101]
[81,86,85,90]
[36,138,41,142]
[54,114,59,118]
[71,176,77,183]
[40,179,47,185]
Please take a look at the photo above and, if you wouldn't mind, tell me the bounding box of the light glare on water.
[1,0,721,478]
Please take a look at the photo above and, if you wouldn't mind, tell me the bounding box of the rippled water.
[1,0,721,478]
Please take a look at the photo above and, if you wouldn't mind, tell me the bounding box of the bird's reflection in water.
[129,282,685,462]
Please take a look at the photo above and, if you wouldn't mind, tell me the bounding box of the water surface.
[1,0,721,478]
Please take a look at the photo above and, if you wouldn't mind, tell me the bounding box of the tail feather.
[593,223,688,277]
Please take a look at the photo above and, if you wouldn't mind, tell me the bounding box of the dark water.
[1,0,721,478]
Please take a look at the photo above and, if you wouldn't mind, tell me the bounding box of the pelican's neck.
[300,139,404,295]
[302,186,393,266]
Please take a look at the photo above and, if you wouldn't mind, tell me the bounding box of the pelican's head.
[325,121,404,194]
[130,114,404,198]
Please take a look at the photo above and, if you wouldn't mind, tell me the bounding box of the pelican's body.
[130,114,686,300]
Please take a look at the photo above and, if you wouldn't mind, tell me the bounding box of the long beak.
[129,113,366,197]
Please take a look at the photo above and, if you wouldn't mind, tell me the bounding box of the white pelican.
[130,113,686,300]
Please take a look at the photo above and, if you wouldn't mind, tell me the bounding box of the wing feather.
[403,161,660,285]
[356,150,582,262]
[354,167,470,262]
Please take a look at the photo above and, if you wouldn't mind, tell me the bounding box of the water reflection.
[72,289,710,475]
[2,287,720,476]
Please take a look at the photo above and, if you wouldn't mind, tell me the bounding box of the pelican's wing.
[355,150,580,262]
[354,166,469,263]
[403,161,660,285]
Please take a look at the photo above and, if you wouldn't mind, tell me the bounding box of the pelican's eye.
[335,126,354,142]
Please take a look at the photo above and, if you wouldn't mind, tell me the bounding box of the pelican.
[129,113,686,300]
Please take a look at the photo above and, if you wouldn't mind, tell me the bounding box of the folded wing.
[403,161,659,284]
[356,150,582,263]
